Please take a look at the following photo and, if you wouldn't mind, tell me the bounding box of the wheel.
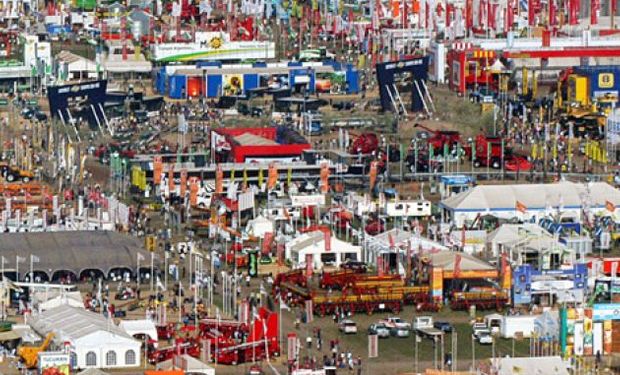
[6,174,14,182]
[474,160,481,168]
[22,176,30,183]
[491,160,501,169]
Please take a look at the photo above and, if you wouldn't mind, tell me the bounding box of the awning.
[0,330,21,341]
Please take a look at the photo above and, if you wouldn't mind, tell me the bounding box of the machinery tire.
[492,160,501,169]
[22,176,30,183]
[6,174,14,182]
[474,160,481,168]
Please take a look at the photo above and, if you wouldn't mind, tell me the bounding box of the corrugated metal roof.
[0,231,151,277]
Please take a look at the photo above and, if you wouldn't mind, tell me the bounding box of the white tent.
[157,354,215,375]
[246,215,275,237]
[35,291,84,312]
[440,181,620,227]
[118,319,158,341]
[286,231,361,269]
[29,305,141,369]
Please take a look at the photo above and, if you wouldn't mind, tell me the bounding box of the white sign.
[151,41,275,62]
[238,191,255,211]
[290,195,325,207]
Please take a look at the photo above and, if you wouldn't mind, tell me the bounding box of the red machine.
[319,271,398,290]
[165,0,198,19]
[450,290,509,311]
[365,218,385,235]
[213,127,311,163]
[150,308,279,366]
[413,124,462,150]
[349,133,379,155]
[274,269,307,288]
[448,46,497,95]
[464,134,531,171]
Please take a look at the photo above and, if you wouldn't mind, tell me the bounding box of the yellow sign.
[599,73,614,89]
[145,236,156,252]
[209,37,223,49]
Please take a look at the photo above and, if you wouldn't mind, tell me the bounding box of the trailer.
[312,290,404,316]
[320,271,400,290]
[450,291,509,311]
[274,269,307,289]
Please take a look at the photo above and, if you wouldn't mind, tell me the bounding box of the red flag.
[324,230,331,252]
[454,253,462,278]
[516,201,527,213]
[388,233,395,248]
[607,200,616,212]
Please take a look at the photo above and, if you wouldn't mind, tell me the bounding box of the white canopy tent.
[29,305,141,369]
[286,231,361,269]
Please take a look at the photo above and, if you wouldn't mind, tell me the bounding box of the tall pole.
[15,256,19,282]
[150,252,154,292]
[30,255,33,283]
[137,254,141,287]
[472,334,475,371]
[164,251,168,290]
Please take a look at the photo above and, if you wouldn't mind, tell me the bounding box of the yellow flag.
[531,143,538,160]
[258,168,264,187]
[287,167,292,186]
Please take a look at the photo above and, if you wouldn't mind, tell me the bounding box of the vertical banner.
[324,230,331,252]
[168,165,175,194]
[377,255,384,277]
[368,334,378,358]
[153,156,163,185]
[262,232,274,255]
[287,333,297,361]
[593,322,603,357]
[248,251,258,277]
[574,322,584,355]
[320,162,330,193]
[305,299,313,323]
[305,254,313,278]
[189,177,199,206]
[277,242,285,266]
[583,313,593,355]
[180,169,188,197]
[604,320,612,354]
[268,163,278,190]
[431,266,444,303]
[215,164,224,194]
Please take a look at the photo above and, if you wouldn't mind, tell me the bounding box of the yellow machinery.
[567,74,590,106]
[18,332,54,368]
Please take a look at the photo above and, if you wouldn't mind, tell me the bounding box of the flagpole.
[16,256,19,282]
[30,254,33,283]
[137,253,141,288]
[164,251,168,291]
[150,252,154,292]
[1,257,4,280]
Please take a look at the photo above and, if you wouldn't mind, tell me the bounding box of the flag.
[258,168,264,187]
[606,200,616,212]
[320,163,330,193]
[16,256,25,263]
[453,253,463,279]
[137,253,145,261]
[369,161,378,191]
[279,296,290,311]
[215,164,224,194]
[267,163,278,190]
[516,201,527,213]
[31,255,40,262]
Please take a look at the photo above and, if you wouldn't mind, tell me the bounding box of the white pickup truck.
[381,316,412,330]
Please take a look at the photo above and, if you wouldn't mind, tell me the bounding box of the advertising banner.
[47,80,108,129]
[38,352,70,375]
[223,74,244,96]
[431,266,443,300]
[593,304,620,321]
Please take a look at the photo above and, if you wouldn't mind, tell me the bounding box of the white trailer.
[500,315,538,339]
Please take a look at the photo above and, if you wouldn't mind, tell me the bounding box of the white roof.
[118,319,157,341]
[487,223,551,244]
[246,215,274,237]
[371,228,448,252]
[495,356,569,375]
[428,250,495,271]
[441,181,620,211]
[29,305,135,344]
[157,354,215,374]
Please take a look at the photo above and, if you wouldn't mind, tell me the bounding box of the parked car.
[341,260,367,273]
[472,322,488,337]
[332,101,354,111]
[469,87,496,103]
[433,321,454,333]
[390,326,411,338]
[368,323,390,338]
[382,317,412,330]
[339,320,358,334]
[475,329,493,345]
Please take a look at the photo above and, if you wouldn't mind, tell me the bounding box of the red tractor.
[413,124,462,150]
[349,133,379,155]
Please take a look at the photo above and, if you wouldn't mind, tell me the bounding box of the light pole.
[471,334,476,372]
